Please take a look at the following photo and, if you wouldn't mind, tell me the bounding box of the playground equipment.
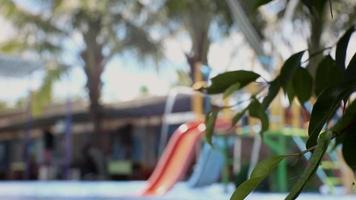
[149,33,346,194]
[141,90,346,197]
[158,87,197,155]
[154,86,346,196]
[187,138,225,188]
[142,119,230,196]
[231,100,344,192]
[141,121,204,196]
[143,76,229,196]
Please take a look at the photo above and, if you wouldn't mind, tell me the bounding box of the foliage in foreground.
[204,1,356,199]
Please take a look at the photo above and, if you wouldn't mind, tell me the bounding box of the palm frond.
[1,0,64,35]
[0,39,62,54]
[31,63,68,116]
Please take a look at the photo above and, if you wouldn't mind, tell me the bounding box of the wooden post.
[192,62,204,120]
[291,101,301,128]
[270,92,284,130]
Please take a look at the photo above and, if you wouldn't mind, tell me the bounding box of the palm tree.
[162,0,233,82]
[0,0,160,138]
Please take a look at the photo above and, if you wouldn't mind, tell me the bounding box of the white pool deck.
[0,181,353,200]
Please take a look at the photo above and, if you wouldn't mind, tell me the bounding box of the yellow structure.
[192,62,204,120]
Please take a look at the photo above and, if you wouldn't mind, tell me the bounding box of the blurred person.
[39,129,55,180]
[80,142,107,180]
[28,155,38,180]
[81,143,98,179]
[43,129,54,165]
[116,124,134,160]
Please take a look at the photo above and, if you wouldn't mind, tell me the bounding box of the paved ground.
[0,181,354,200]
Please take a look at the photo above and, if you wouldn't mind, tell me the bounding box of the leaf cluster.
[204,5,356,197]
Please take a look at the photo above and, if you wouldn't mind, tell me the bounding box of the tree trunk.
[81,18,106,149]
[186,30,209,82]
[86,64,103,135]
[185,30,210,118]
[79,16,110,179]
[306,2,327,78]
[81,48,105,140]
[307,15,324,78]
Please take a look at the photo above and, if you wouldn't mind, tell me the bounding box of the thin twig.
[212,83,268,109]
[328,0,334,19]
[288,145,318,157]
[302,46,333,64]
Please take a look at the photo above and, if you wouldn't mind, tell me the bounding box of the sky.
[58,28,278,104]
[0,9,264,106]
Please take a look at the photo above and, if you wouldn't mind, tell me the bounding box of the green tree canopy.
[0,0,161,135]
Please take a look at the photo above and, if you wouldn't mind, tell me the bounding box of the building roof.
[0,94,192,136]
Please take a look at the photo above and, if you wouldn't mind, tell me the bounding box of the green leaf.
[205,110,218,146]
[342,126,356,171]
[332,101,356,148]
[249,99,269,135]
[0,39,26,53]
[336,25,355,71]
[223,82,241,99]
[301,0,328,16]
[262,77,281,109]
[332,101,356,134]
[286,81,295,104]
[207,70,260,94]
[230,177,264,200]
[280,51,305,90]
[315,56,344,96]
[230,155,286,200]
[250,156,286,177]
[307,81,356,149]
[0,39,61,54]
[232,107,248,126]
[346,52,356,81]
[253,0,274,9]
[286,131,332,200]
[293,67,313,104]
[31,66,66,116]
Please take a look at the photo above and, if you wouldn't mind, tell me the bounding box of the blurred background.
[0,0,355,199]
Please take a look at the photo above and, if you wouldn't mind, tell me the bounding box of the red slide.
[141,121,204,196]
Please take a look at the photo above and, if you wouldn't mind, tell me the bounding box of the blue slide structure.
[188,138,225,188]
